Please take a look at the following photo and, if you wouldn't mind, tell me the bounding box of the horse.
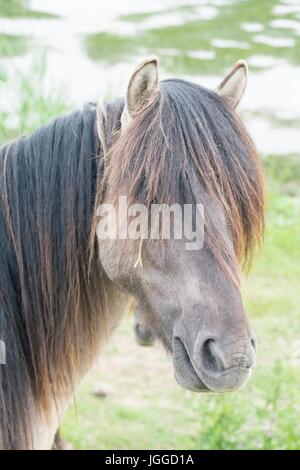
[133,303,156,346]
[0,57,264,449]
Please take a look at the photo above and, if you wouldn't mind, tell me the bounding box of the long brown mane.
[99,79,265,275]
[0,102,122,449]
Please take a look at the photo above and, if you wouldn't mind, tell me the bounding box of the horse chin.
[174,368,210,393]
[172,337,210,393]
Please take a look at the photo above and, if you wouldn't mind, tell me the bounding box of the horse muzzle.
[173,335,255,393]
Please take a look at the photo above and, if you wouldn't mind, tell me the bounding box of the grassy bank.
[84,0,300,75]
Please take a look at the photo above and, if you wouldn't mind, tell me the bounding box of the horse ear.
[216,60,248,109]
[124,57,159,120]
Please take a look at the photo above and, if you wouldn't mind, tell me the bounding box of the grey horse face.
[97,58,261,393]
[99,229,255,393]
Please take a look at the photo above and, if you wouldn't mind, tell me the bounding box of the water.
[0,0,300,155]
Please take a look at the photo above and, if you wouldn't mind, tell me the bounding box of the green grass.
[0,57,70,145]
[1,64,299,449]
[0,33,28,58]
[0,0,57,60]
[119,5,198,23]
[0,0,57,18]
[84,0,300,75]
[85,32,135,64]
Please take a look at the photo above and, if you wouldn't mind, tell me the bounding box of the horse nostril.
[202,338,225,373]
[201,337,255,374]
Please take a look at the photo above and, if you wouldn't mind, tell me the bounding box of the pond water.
[0,0,300,155]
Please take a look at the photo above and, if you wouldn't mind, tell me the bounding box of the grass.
[0,0,58,18]
[0,0,57,60]
[1,62,299,449]
[0,57,70,145]
[85,32,135,64]
[119,5,198,23]
[84,0,300,75]
[0,33,28,58]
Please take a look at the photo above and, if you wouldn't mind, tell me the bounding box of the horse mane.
[101,79,265,277]
[0,101,122,449]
